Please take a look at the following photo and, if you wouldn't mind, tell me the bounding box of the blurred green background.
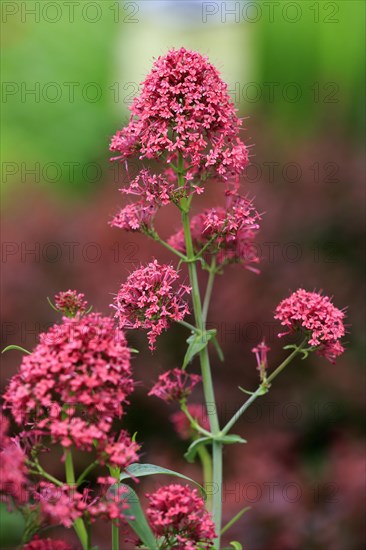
[1,1,365,549]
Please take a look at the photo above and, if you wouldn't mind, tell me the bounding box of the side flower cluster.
[112,260,190,350]
[110,169,178,233]
[148,369,201,403]
[146,484,216,549]
[4,307,139,468]
[275,289,346,362]
[0,411,28,504]
[35,481,129,528]
[169,195,261,271]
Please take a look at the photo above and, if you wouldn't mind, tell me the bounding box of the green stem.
[197,445,213,512]
[109,466,121,550]
[178,319,198,332]
[178,154,222,548]
[27,469,63,487]
[76,460,99,486]
[64,448,89,550]
[149,229,188,261]
[202,259,216,323]
[221,339,307,436]
[181,402,213,438]
[26,458,64,487]
[112,521,119,550]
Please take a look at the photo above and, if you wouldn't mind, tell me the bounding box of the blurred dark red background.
[1,1,365,549]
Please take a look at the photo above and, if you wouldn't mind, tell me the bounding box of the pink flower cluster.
[112,260,190,350]
[0,412,28,503]
[24,537,73,550]
[110,48,249,189]
[149,369,201,403]
[275,289,346,363]
[169,195,261,271]
[111,169,178,232]
[4,312,139,467]
[54,290,88,316]
[171,404,210,440]
[36,481,129,528]
[146,484,216,549]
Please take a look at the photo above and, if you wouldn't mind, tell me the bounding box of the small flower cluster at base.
[275,289,346,363]
[149,369,201,403]
[54,290,88,316]
[35,481,129,528]
[171,404,210,440]
[146,484,216,549]
[110,48,249,190]
[4,312,138,468]
[169,195,261,272]
[23,537,73,550]
[112,260,190,350]
[0,411,28,504]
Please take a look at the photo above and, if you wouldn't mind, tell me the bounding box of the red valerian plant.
[2,48,346,550]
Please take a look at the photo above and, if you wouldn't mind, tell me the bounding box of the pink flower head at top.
[275,289,346,363]
[171,404,210,440]
[110,47,249,191]
[112,260,190,350]
[0,411,28,503]
[54,290,88,317]
[169,195,261,272]
[4,313,139,468]
[148,369,201,403]
[146,484,216,549]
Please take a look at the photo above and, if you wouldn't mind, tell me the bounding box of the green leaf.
[0,503,25,546]
[229,542,243,549]
[120,463,206,495]
[216,434,247,445]
[182,331,213,368]
[238,386,256,396]
[116,484,158,549]
[184,437,211,463]
[211,334,224,362]
[239,385,268,397]
[221,506,251,535]
[2,345,31,355]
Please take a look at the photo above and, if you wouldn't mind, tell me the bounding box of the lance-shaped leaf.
[216,434,247,445]
[2,345,31,355]
[110,484,158,549]
[182,330,214,368]
[120,463,206,496]
[184,437,211,463]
